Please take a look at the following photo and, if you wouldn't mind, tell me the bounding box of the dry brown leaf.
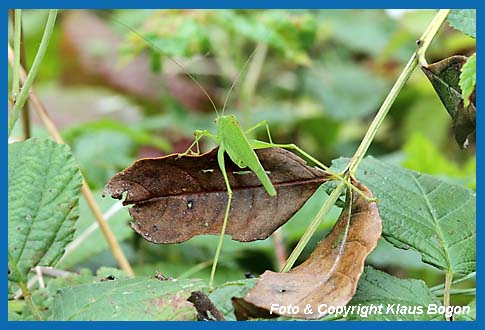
[234,181,382,320]
[103,147,330,243]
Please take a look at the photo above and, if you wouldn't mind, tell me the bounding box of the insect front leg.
[209,146,233,291]
[179,130,218,157]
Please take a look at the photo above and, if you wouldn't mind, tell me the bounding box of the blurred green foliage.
[9,9,475,304]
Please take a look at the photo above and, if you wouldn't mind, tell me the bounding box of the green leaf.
[51,277,206,320]
[421,55,466,119]
[319,10,396,57]
[209,279,258,320]
[402,133,476,189]
[346,267,443,320]
[453,298,475,321]
[333,157,476,275]
[447,10,476,38]
[30,268,128,320]
[305,61,388,120]
[460,53,476,108]
[217,10,313,65]
[403,133,460,176]
[30,268,96,320]
[8,138,82,283]
[8,310,23,321]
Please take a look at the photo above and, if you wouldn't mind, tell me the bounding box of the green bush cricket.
[116,18,373,290]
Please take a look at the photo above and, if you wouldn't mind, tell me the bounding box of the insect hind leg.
[255,141,376,202]
[245,120,273,144]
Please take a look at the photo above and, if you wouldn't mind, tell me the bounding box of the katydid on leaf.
[113,18,373,290]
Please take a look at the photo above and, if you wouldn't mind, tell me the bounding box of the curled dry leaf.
[103,147,330,243]
[421,56,476,148]
[233,181,382,320]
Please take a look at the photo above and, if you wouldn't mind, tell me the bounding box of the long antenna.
[221,45,260,115]
[110,16,220,116]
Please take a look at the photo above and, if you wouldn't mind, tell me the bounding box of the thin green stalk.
[281,181,346,272]
[434,288,476,297]
[281,9,451,273]
[347,9,450,175]
[417,9,451,66]
[443,271,453,321]
[8,9,58,137]
[17,281,42,320]
[11,9,22,103]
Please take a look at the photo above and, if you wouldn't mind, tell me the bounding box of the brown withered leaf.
[234,181,382,320]
[103,147,330,243]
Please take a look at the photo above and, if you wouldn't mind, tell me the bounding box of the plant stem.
[8,44,134,277]
[282,9,451,273]
[281,181,346,272]
[347,9,450,175]
[417,9,451,66]
[8,9,57,137]
[17,281,42,320]
[11,9,22,102]
[443,271,453,321]
[18,13,32,140]
[434,288,476,297]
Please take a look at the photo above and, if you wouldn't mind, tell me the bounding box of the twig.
[13,267,74,300]
[33,266,73,278]
[59,200,124,264]
[8,44,134,277]
[8,9,57,137]
[272,229,287,270]
[34,266,45,289]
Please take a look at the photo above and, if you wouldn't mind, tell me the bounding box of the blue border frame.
[0,1,482,9]
[4,1,481,329]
